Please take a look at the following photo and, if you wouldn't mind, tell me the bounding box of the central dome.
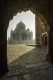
[15,21,26,31]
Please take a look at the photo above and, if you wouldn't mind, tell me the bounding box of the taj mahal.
[8,21,34,44]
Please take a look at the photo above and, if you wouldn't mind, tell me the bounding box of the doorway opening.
[7,10,49,74]
[7,10,35,45]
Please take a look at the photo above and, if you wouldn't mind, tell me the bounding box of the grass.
[7,44,34,64]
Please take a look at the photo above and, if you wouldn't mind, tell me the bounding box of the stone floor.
[1,62,53,80]
[1,45,53,80]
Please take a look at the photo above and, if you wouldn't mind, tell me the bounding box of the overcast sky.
[7,10,35,40]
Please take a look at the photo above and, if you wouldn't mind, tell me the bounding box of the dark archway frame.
[0,0,52,77]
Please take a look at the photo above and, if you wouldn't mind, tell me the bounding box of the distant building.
[8,21,33,44]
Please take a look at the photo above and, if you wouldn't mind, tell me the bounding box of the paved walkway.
[1,45,53,80]
[1,62,53,80]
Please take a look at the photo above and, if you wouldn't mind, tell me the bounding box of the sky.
[7,10,35,40]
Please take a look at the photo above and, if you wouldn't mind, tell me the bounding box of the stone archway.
[0,0,52,76]
[42,34,47,45]
[7,7,50,45]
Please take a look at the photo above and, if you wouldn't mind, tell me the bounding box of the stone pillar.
[35,15,42,45]
[0,25,8,76]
